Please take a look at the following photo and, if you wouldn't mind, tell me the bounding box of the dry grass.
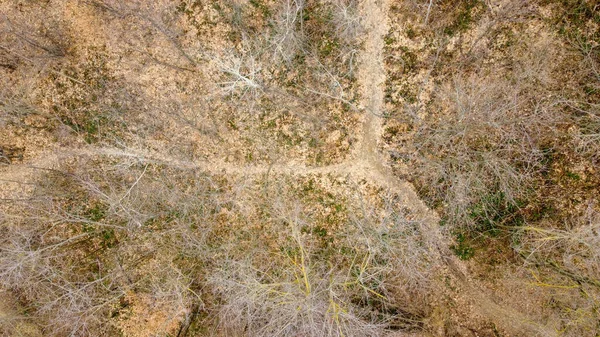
[382,0,600,334]
[398,63,557,230]
[208,185,434,336]
[516,207,600,335]
[0,154,435,336]
[1,0,599,335]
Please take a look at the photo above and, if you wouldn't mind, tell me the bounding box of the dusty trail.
[0,0,557,335]
[354,0,443,256]
[354,0,558,336]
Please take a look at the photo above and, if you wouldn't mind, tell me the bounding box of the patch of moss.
[468,191,524,234]
[85,202,107,222]
[451,233,475,260]
[249,0,271,18]
[546,0,600,63]
[399,46,418,73]
[443,0,484,36]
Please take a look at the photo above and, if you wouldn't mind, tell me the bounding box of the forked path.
[0,0,557,335]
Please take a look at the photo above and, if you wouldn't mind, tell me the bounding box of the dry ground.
[1,0,598,336]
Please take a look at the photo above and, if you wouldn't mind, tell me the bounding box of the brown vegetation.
[0,0,598,336]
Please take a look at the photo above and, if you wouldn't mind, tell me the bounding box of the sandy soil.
[0,0,568,335]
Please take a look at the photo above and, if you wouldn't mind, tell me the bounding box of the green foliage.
[384,34,395,46]
[443,0,483,36]
[319,38,339,57]
[303,2,343,60]
[468,191,524,234]
[84,202,108,222]
[451,233,475,260]
[548,0,600,77]
[249,0,271,18]
[399,46,417,73]
[565,171,581,181]
[552,0,600,30]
